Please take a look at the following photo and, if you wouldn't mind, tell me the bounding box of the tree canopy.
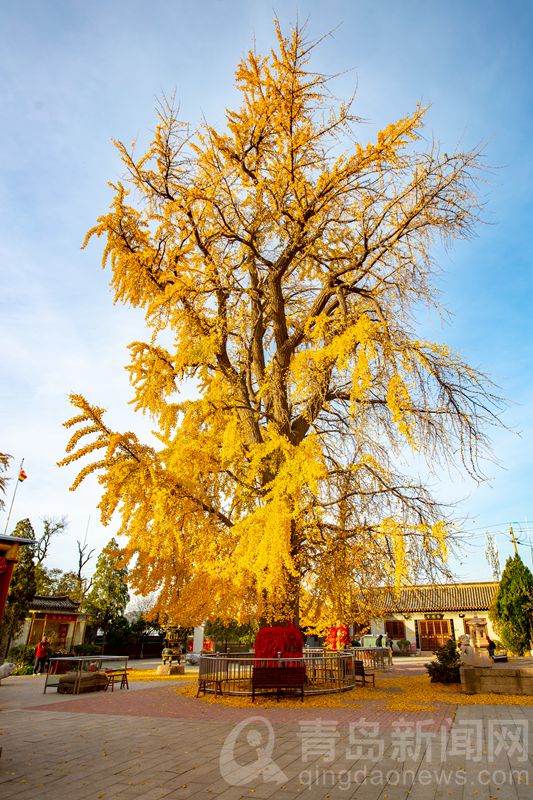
[34,566,83,601]
[204,618,259,650]
[84,538,130,631]
[490,554,533,656]
[60,22,502,629]
[33,517,67,565]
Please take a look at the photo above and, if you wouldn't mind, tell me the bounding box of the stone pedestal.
[460,666,478,694]
[460,664,533,695]
[156,664,185,676]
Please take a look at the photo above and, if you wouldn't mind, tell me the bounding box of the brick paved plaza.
[1,663,532,799]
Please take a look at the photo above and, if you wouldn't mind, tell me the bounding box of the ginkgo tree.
[60,22,502,629]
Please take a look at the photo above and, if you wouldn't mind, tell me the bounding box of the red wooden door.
[419,620,451,651]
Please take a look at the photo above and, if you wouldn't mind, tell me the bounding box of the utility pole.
[509,526,519,556]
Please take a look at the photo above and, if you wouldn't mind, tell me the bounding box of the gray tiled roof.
[373,582,499,613]
[0,534,36,546]
[30,595,81,613]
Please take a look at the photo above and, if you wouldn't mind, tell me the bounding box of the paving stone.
[1,671,533,799]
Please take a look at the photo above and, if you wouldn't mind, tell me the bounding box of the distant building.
[0,533,36,622]
[12,595,87,652]
[369,581,499,653]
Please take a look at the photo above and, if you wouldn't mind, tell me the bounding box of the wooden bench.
[492,654,508,663]
[105,668,129,692]
[196,677,224,697]
[354,659,375,687]
[252,666,306,702]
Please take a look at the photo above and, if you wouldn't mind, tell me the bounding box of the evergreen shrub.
[425,639,461,683]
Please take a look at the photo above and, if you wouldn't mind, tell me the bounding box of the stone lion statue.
[458,634,476,664]
[0,662,16,680]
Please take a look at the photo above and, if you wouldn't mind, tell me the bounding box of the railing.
[198,650,359,696]
[304,646,392,670]
[352,647,393,670]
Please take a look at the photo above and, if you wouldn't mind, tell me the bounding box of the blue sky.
[1,1,532,582]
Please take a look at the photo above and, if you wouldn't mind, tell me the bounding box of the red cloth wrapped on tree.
[324,624,350,650]
[254,623,303,666]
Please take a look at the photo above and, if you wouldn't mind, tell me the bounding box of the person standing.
[486,636,496,660]
[375,633,383,647]
[33,635,49,675]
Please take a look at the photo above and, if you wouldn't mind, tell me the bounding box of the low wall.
[461,665,533,695]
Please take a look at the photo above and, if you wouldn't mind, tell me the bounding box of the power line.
[456,521,533,540]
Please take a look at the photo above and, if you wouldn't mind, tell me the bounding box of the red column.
[0,560,16,622]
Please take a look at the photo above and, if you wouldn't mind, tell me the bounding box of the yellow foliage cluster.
[60,21,501,627]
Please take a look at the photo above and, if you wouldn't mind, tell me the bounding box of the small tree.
[204,619,259,651]
[34,566,85,602]
[425,639,461,683]
[34,539,95,601]
[490,555,533,656]
[84,539,130,638]
[34,564,61,595]
[76,539,95,596]
[55,570,84,600]
[104,614,160,653]
[34,517,67,565]
[31,517,75,597]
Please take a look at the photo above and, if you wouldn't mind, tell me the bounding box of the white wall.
[373,611,498,650]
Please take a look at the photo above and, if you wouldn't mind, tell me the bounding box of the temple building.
[369,581,500,653]
[12,595,87,652]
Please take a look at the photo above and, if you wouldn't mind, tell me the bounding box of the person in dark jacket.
[33,636,49,674]
[487,637,496,660]
[375,633,383,647]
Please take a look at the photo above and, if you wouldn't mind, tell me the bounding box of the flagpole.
[3,458,24,536]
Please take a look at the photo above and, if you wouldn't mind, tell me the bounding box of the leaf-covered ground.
[177,673,533,712]
[127,668,193,682]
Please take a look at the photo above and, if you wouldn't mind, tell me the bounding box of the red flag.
[18,469,27,482]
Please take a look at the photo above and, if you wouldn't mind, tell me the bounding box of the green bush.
[12,665,34,676]
[396,639,411,655]
[73,643,103,656]
[8,644,35,667]
[425,639,461,683]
